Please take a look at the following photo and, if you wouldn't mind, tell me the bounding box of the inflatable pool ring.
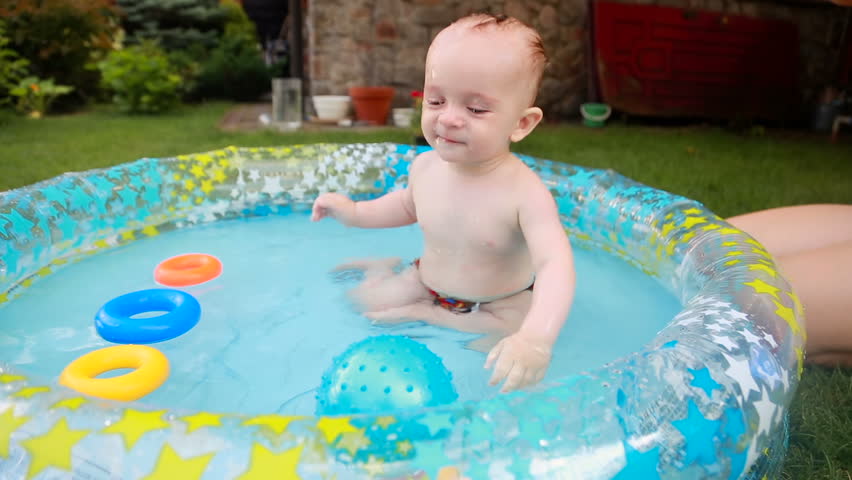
[59,345,169,401]
[0,144,805,479]
[154,253,222,286]
[95,288,201,344]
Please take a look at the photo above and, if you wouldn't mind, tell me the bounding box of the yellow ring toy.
[59,345,169,401]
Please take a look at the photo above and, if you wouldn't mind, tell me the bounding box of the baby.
[312,13,576,392]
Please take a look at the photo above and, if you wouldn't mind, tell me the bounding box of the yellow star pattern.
[362,455,385,476]
[772,299,804,339]
[682,207,703,215]
[744,278,781,300]
[795,347,805,378]
[243,415,305,435]
[12,386,50,399]
[717,227,742,236]
[681,216,707,229]
[181,412,224,433]
[748,263,777,278]
[396,440,414,456]
[20,418,89,479]
[102,409,170,450]
[788,290,806,319]
[0,408,30,458]
[315,416,358,443]
[142,444,214,480]
[51,397,88,411]
[375,416,396,429]
[212,168,227,183]
[190,165,206,178]
[336,429,370,456]
[660,222,676,237]
[0,374,26,383]
[236,443,303,480]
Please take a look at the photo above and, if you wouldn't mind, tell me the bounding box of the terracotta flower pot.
[348,86,395,125]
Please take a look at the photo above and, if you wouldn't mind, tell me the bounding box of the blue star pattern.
[672,399,722,467]
[612,440,661,480]
[689,367,723,397]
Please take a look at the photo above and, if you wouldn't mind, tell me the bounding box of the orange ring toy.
[154,253,222,287]
[59,345,169,401]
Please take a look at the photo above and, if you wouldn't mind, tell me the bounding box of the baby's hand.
[311,193,354,223]
[484,332,552,393]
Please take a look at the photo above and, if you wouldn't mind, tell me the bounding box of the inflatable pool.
[0,144,803,479]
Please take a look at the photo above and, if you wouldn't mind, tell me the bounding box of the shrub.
[221,0,258,46]
[97,42,181,113]
[0,0,119,109]
[194,33,270,101]
[9,76,74,118]
[0,19,29,109]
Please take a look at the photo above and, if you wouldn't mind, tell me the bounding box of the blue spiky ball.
[316,335,458,415]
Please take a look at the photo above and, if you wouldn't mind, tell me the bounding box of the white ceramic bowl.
[312,95,351,120]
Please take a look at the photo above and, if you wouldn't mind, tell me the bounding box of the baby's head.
[426,13,548,108]
[422,14,548,163]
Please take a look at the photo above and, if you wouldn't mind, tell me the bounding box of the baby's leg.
[350,264,432,314]
[332,257,402,287]
[367,290,533,352]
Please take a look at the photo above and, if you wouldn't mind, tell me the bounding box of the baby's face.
[421,28,536,165]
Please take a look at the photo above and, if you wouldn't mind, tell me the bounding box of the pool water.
[0,215,681,415]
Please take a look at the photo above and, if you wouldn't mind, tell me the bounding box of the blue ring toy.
[95,288,201,344]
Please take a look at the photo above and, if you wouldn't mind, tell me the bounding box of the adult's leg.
[728,205,852,365]
[727,204,852,257]
[776,241,852,366]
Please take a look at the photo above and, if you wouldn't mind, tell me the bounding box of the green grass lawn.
[2,102,851,478]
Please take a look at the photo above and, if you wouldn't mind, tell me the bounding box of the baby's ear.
[509,107,544,143]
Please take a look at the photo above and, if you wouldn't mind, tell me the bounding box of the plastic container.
[581,103,612,127]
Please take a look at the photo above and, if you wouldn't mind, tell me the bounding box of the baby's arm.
[311,157,422,228]
[486,182,576,391]
[311,189,416,228]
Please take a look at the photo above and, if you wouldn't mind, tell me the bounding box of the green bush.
[9,76,74,118]
[0,19,30,109]
[0,0,119,110]
[97,42,181,113]
[195,33,270,101]
[221,0,258,45]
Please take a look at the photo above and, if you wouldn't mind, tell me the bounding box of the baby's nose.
[438,107,464,128]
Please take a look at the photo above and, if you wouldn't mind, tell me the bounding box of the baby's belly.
[417,253,534,301]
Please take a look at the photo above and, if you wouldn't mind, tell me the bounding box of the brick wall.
[305,0,850,120]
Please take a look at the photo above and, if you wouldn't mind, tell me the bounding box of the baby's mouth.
[437,135,463,144]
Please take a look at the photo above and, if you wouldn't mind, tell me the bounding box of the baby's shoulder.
[408,150,438,178]
[506,157,549,191]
